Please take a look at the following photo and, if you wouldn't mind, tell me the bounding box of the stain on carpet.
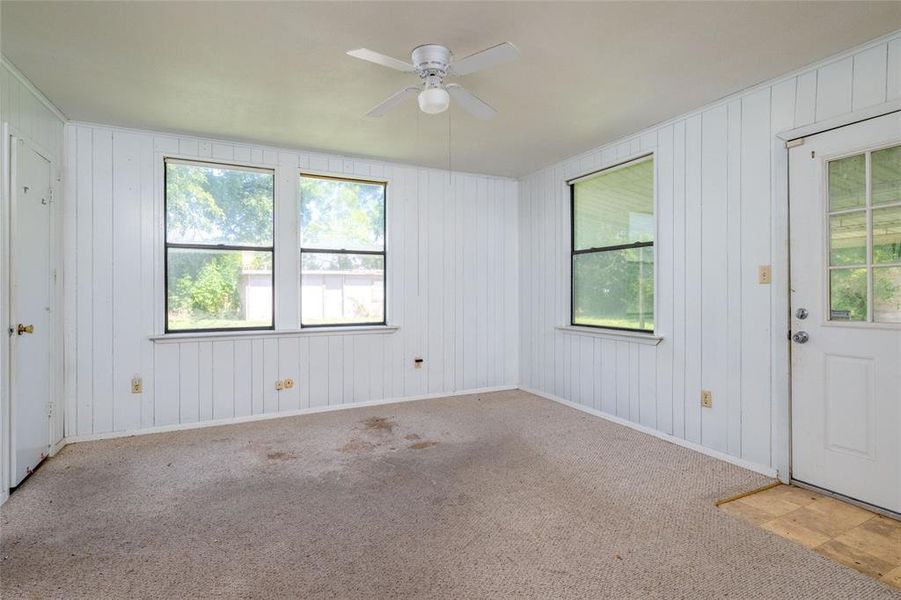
[408,441,438,450]
[363,416,396,433]
[265,451,297,461]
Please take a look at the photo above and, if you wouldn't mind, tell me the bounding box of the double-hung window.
[570,155,655,332]
[299,174,386,327]
[165,159,275,332]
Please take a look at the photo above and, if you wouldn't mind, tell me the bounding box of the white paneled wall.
[518,32,901,474]
[65,123,519,438]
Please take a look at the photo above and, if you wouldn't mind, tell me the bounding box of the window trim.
[298,172,387,328]
[163,157,276,334]
[569,153,656,334]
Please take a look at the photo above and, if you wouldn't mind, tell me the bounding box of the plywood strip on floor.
[720,484,901,590]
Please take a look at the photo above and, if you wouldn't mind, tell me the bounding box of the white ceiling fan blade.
[366,86,419,117]
[449,42,520,76]
[347,48,415,73]
[446,84,497,120]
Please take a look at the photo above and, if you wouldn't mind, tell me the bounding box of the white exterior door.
[789,111,901,514]
[10,137,53,486]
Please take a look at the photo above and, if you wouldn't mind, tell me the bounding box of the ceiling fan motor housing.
[411,44,451,83]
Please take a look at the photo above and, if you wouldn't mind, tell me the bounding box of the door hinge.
[48,402,53,418]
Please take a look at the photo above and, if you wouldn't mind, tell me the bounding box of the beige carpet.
[1,390,898,599]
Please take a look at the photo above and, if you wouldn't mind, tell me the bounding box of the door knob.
[792,331,809,344]
[16,324,34,335]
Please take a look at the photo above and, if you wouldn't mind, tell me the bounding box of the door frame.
[774,98,901,485]
[3,126,62,492]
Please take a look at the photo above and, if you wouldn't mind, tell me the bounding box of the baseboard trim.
[63,385,517,444]
[521,387,778,479]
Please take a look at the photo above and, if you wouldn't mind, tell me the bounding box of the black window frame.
[298,173,387,328]
[164,157,276,334]
[569,154,655,334]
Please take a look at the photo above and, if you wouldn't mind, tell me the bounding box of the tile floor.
[720,484,901,590]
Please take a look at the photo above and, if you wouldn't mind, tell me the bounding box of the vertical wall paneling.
[91,128,114,433]
[852,45,888,110]
[725,100,743,458]
[655,125,674,435]
[815,58,853,121]
[683,114,703,445]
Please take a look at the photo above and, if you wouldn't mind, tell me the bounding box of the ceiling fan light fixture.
[418,87,450,114]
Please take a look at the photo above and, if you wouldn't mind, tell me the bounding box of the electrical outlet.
[131,376,143,394]
[758,265,772,284]
[275,380,284,391]
[283,378,294,389]
[414,357,424,369]
[701,390,713,408]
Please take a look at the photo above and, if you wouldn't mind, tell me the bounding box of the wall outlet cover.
[701,390,713,408]
[131,376,143,394]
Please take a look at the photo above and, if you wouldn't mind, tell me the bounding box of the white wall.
[518,31,901,475]
[0,59,67,501]
[64,122,519,439]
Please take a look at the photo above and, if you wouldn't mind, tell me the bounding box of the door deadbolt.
[17,324,34,335]
[795,308,808,320]
[791,331,809,344]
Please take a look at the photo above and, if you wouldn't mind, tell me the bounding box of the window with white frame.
[570,155,654,332]
[298,174,386,327]
[164,158,275,332]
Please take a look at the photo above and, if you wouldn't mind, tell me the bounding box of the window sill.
[150,325,399,344]
[555,325,662,346]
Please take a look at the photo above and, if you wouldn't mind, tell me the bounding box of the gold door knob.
[17,324,33,335]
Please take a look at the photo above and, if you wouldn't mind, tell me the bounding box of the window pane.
[573,247,654,331]
[573,158,653,250]
[300,176,385,251]
[874,266,901,323]
[829,268,867,322]
[828,154,865,211]
[872,145,901,206]
[829,211,866,265]
[301,253,384,325]
[166,161,273,246]
[167,248,272,331]
[873,206,901,264]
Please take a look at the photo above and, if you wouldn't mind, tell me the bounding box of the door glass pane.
[829,211,866,265]
[573,158,654,250]
[166,161,274,246]
[829,268,867,322]
[872,145,901,206]
[167,249,273,331]
[828,154,865,211]
[572,247,654,331]
[874,266,901,322]
[873,206,901,264]
[301,253,385,325]
[299,176,385,252]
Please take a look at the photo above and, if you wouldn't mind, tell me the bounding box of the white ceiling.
[3,2,901,177]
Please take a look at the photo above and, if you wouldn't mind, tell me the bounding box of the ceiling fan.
[347,42,520,120]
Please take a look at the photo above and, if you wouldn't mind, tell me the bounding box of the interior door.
[10,137,53,486]
[789,111,901,514]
